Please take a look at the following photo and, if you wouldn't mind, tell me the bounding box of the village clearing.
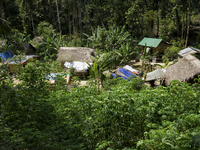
[12,59,173,87]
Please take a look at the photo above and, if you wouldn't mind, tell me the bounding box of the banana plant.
[87,54,112,90]
[84,25,130,53]
[114,42,135,65]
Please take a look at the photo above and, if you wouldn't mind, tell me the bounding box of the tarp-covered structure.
[0,52,39,73]
[0,51,13,62]
[6,55,38,65]
[64,61,93,71]
[145,69,165,81]
[178,47,200,58]
[112,68,136,81]
[123,65,139,75]
[164,54,200,86]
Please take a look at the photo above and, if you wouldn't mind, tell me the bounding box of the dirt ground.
[129,59,173,69]
[13,77,88,86]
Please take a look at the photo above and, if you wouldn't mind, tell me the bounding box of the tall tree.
[20,0,35,37]
[185,0,191,48]
[84,0,88,36]
[77,0,82,39]
[56,0,62,36]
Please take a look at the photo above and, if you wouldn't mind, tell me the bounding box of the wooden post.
[9,64,14,73]
[61,62,65,68]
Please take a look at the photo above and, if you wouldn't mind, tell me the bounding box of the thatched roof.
[164,54,200,86]
[56,47,95,63]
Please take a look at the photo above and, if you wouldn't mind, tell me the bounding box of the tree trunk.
[56,0,62,36]
[141,0,145,37]
[72,5,75,35]
[28,0,35,37]
[68,6,71,37]
[157,10,159,37]
[84,0,88,36]
[69,16,71,38]
[175,8,180,37]
[30,11,35,37]
[185,0,191,48]
[0,1,2,18]
[181,15,184,43]
[77,0,82,40]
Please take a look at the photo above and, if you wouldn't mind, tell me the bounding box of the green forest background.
[1,0,200,47]
[1,0,200,150]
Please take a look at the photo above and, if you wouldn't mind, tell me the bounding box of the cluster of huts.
[55,37,200,87]
[138,37,200,86]
[1,37,200,87]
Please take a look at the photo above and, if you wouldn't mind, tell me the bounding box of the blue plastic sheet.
[112,68,136,81]
[118,68,136,79]
[112,73,128,80]
[0,51,13,62]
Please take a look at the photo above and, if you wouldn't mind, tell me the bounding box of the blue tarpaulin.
[118,68,136,79]
[112,68,136,81]
[112,73,128,80]
[0,51,13,62]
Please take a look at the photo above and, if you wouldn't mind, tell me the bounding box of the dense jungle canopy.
[0,0,200,46]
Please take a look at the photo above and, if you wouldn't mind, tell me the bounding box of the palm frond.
[0,18,11,35]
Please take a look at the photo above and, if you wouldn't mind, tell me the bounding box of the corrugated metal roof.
[178,47,200,57]
[138,37,162,48]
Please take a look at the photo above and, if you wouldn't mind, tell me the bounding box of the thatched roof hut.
[56,47,95,63]
[164,54,200,86]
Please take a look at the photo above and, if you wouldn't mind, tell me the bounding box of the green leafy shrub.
[36,21,55,37]
[1,58,200,150]
[85,25,130,53]
[162,38,184,63]
[0,29,31,54]
[36,33,66,61]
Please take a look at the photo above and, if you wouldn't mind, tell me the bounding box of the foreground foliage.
[0,61,200,149]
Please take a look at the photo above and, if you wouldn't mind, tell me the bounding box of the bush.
[162,38,184,62]
[1,59,200,149]
[36,33,66,61]
[36,21,55,37]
